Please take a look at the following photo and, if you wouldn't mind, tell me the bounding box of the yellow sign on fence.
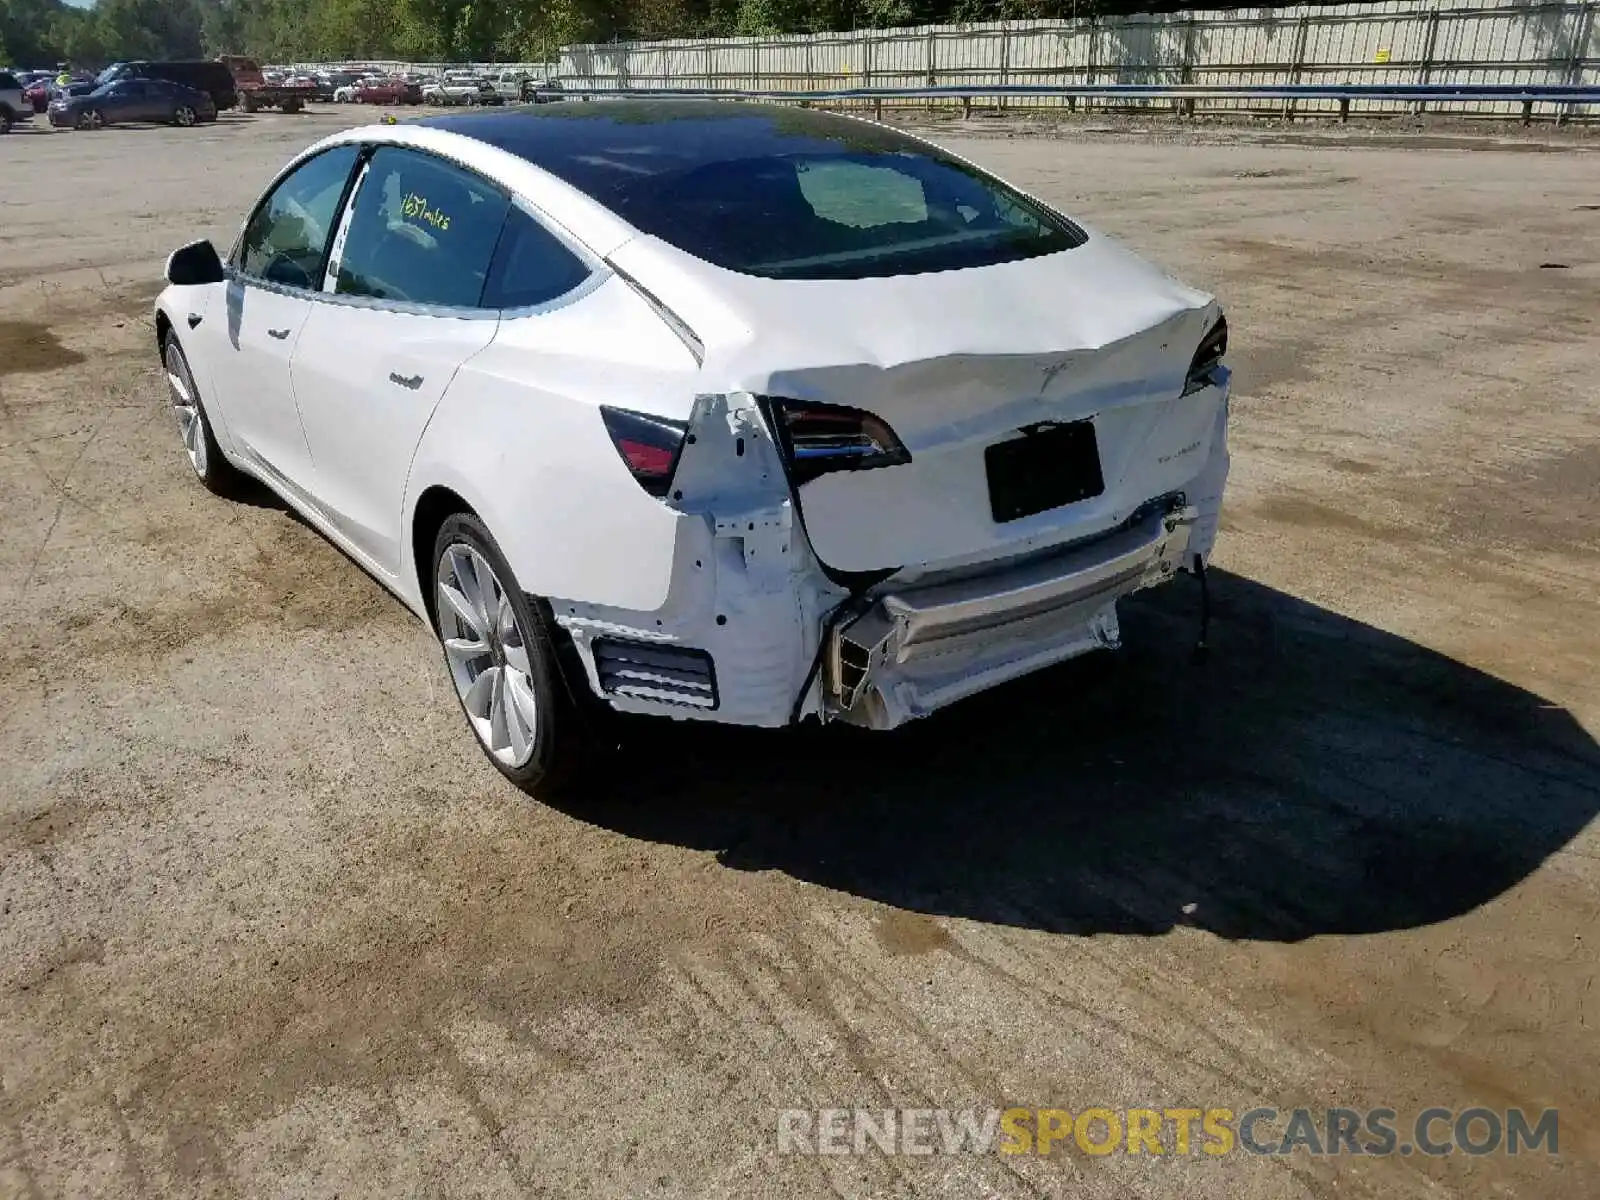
[1374,47,1392,63]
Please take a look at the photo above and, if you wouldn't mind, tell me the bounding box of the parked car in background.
[97,60,238,111]
[50,78,217,129]
[314,71,363,101]
[421,72,487,106]
[355,77,422,105]
[39,78,96,112]
[489,70,527,103]
[0,71,32,133]
[220,55,316,113]
[151,103,1231,792]
[522,78,565,103]
[333,77,377,103]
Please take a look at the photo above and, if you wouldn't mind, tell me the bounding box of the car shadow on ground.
[556,568,1600,941]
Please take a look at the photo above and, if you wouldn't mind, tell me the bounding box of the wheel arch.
[410,483,477,632]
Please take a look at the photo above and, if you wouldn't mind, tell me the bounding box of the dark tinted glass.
[0,74,19,90]
[420,103,1085,281]
[482,207,590,309]
[335,147,509,308]
[238,144,360,290]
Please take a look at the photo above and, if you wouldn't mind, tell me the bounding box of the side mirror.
[165,239,225,287]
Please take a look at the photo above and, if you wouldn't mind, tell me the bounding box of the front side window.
[238,144,361,290]
[334,147,509,308]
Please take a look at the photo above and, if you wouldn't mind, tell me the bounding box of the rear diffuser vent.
[592,639,718,710]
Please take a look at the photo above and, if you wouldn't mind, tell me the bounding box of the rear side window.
[0,74,19,91]
[482,207,590,309]
[335,147,509,308]
[238,144,361,290]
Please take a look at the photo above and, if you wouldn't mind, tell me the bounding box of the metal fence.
[559,0,1600,119]
[282,61,557,77]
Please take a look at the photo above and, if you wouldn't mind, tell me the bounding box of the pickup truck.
[220,55,316,113]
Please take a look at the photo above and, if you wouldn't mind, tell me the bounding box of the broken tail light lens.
[769,399,911,486]
[1183,314,1228,396]
[599,406,688,497]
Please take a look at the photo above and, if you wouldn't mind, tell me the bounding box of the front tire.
[77,109,103,130]
[163,334,242,496]
[433,513,588,795]
[173,104,196,127]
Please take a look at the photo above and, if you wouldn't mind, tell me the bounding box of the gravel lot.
[1,108,1597,1199]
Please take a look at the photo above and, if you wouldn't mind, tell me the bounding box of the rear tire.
[432,513,591,796]
[0,109,12,135]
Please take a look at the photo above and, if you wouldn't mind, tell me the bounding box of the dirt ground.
[1,108,1597,1199]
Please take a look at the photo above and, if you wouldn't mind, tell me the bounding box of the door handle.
[266,327,290,340]
[388,373,424,390]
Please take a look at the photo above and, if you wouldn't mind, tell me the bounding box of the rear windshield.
[630,150,1080,280]
[428,105,1085,281]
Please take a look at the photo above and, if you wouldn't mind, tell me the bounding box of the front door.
[213,143,362,493]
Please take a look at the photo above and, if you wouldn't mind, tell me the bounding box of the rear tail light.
[768,399,911,486]
[1183,314,1228,396]
[599,406,688,498]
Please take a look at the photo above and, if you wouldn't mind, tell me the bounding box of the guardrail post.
[999,26,1010,112]
[1284,15,1309,121]
[862,29,872,112]
[1087,17,1101,115]
[1177,14,1190,118]
[704,44,713,91]
[1558,3,1594,126]
[1522,98,1534,126]
[1339,95,1350,123]
[927,30,938,114]
[1415,7,1442,115]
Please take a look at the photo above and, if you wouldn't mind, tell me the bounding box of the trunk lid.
[607,231,1226,576]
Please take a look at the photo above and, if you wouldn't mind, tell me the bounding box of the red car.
[24,78,52,113]
[355,78,422,105]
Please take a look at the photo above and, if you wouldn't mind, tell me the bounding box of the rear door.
[212,143,362,491]
[290,146,509,572]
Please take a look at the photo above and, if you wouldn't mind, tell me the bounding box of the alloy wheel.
[436,542,539,768]
[175,105,195,126]
[164,341,207,477]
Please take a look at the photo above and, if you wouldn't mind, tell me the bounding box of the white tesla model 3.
[154,102,1230,792]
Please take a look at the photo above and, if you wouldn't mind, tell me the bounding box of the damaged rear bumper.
[826,500,1198,730]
